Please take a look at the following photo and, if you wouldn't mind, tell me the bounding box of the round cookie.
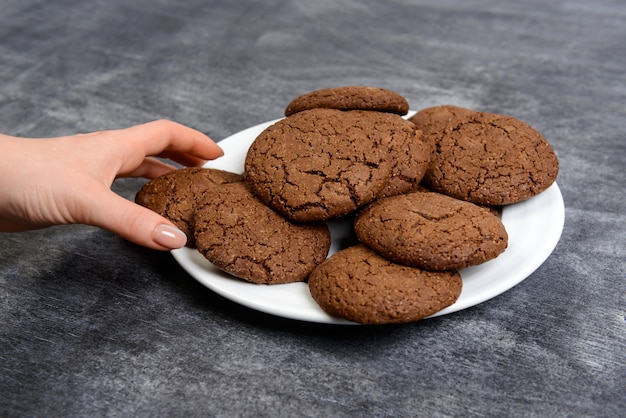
[408,105,478,135]
[423,111,559,205]
[135,167,243,246]
[245,108,396,222]
[285,86,409,116]
[354,191,508,271]
[194,181,330,285]
[308,245,462,324]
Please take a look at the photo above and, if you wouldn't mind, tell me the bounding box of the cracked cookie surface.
[244,108,398,222]
[284,86,409,116]
[308,244,462,324]
[422,111,559,205]
[408,104,478,134]
[193,181,330,284]
[135,167,243,246]
[376,119,431,199]
[354,191,508,271]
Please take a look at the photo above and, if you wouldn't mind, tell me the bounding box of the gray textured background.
[1,0,624,416]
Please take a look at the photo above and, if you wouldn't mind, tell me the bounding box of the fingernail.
[154,224,187,249]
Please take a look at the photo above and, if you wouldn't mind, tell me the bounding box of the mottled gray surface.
[1,0,624,416]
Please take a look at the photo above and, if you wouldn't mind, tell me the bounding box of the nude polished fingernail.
[154,224,187,249]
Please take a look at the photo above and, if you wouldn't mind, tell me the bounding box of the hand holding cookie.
[0,120,223,250]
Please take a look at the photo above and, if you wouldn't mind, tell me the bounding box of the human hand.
[0,120,223,250]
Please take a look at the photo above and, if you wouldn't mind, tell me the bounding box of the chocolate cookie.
[408,105,478,135]
[135,167,243,245]
[193,181,330,284]
[308,245,462,324]
[354,191,508,271]
[285,86,409,116]
[244,108,396,222]
[422,111,559,205]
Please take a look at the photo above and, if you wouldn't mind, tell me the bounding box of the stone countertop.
[1,0,624,416]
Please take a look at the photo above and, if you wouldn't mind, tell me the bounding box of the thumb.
[88,192,188,250]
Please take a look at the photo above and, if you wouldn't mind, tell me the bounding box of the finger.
[157,151,209,168]
[86,191,187,250]
[119,120,223,161]
[118,157,177,179]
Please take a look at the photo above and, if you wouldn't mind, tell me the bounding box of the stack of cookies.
[135,86,559,325]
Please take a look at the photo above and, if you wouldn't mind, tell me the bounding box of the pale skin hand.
[0,120,223,250]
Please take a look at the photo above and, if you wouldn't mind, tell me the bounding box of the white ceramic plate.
[172,114,565,324]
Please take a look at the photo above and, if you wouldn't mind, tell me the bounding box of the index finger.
[120,119,224,162]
